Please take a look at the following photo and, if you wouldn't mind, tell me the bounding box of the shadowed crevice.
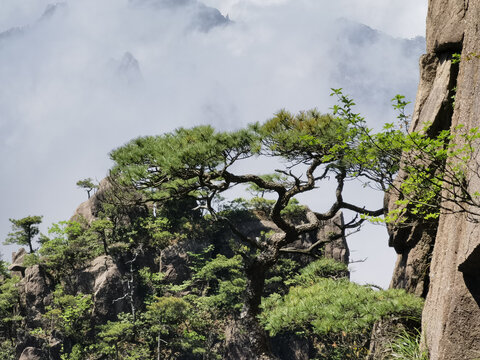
[459,245,480,307]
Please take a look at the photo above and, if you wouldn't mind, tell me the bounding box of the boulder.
[8,247,27,276]
[321,213,349,265]
[19,347,44,360]
[76,255,128,321]
[19,264,54,325]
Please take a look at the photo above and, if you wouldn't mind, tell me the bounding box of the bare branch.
[279,231,343,255]
[294,210,320,235]
[340,203,384,217]
[314,170,345,221]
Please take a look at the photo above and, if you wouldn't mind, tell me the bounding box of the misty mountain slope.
[0,27,23,42]
[0,3,67,43]
[108,52,143,85]
[330,19,425,114]
[0,0,228,44]
[39,2,68,21]
[129,0,230,31]
[0,3,423,111]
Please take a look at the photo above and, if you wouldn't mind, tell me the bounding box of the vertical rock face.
[426,0,466,53]
[20,265,55,325]
[423,2,480,358]
[76,255,128,322]
[321,214,350,265]
[389,1,480,359]
[388,51,457,298]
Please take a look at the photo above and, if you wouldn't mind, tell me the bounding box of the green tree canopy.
[76,178,98,199]
[108,91,401,358]
[4,216,43,253]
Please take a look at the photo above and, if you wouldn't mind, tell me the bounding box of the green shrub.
[0,340,15,360]
[261,279,423,337]
[389,330,428,360]
[286,258,349,286]
[190,253,246,313]
[260,274,424,359]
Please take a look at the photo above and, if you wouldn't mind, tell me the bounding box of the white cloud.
[0,0,427,287]
[204,0,427,38]
[340,0,428,38]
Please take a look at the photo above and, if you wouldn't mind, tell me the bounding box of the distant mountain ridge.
[0,0,229,42]
[129,0,230,31]
[331,18,426,111]
[337,18,425,52]
[0,2,67,42]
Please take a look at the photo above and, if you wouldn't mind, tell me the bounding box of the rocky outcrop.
[19,347,44,360]
[19,264,55,326]
[388,224,435,297]
[389,1,480,358]
[13,252,128,354]
[248,211,349,266]
[387,49,458,298]
[8,247,27,277]
[72,178,111,224]
[270,332,312,360]
[128,0,230,32]
[161,238,208,284]
[321,214,349,265]
[160,211,349,288]
[15,180,350,360]
[388,3,463,296]
[426,0,466,53]
[422,1,480,356]
[224,317,277,360]
[76,255,128,321]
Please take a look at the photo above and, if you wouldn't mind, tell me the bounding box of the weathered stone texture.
[390,0,480,359]
[426,0,466,53]
[389,224,435,297]
[8,247,27,276]
[76,255,128,321]
[388,53,456,298]
[322,214,349,265]
[19,347,44,360]
[20,264,54,325]
[72,178,112,223]
[422,1,480,358]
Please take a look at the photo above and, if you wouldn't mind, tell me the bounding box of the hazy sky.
[0,0,428,287]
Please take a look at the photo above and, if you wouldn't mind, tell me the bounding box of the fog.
[0,0,427,287]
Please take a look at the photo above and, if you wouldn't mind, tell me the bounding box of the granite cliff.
[389,1,480,358]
